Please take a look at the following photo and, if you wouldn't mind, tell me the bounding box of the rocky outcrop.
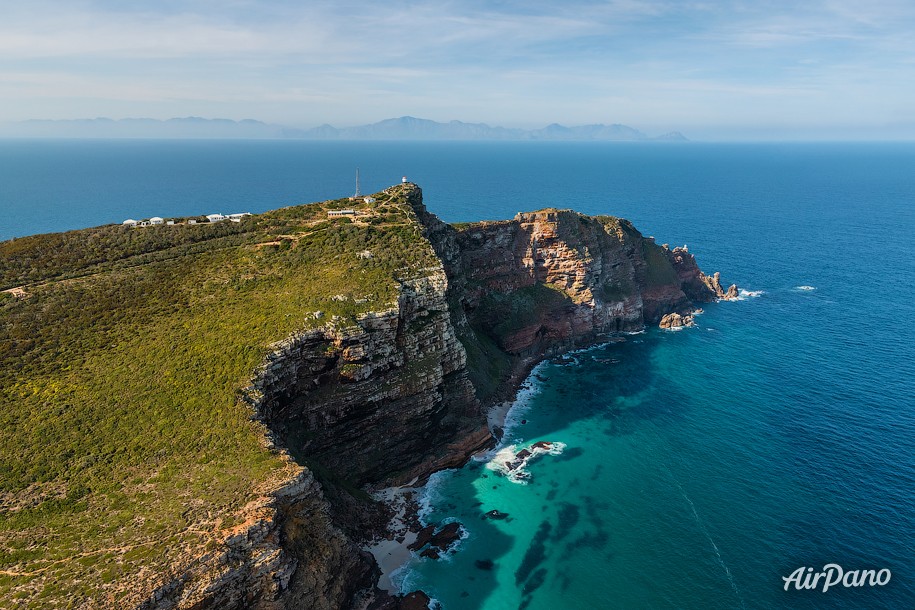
[243,263,490,487]
[139,467,373,610]
[659,312,696,329]
[141,184,734,610]
[662,245,738,301]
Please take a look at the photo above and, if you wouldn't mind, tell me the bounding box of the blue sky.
[1,0,914,139]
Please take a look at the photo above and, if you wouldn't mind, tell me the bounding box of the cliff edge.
[0,183,734,609]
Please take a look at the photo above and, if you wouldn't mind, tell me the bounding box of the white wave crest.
[733,288,764,300]
[795,285,816,291]
[417,469,454,522]
[499,362,547,444]
[485,440,566,484]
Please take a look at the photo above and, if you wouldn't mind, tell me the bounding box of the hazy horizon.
[3,115,915,143]
[2,1,914,141]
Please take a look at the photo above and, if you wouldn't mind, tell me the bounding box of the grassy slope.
[0,186,437,607]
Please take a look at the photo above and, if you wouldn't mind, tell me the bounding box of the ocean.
[2,140,913,609]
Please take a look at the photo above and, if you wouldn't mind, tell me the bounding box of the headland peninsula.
[0,183,734,609]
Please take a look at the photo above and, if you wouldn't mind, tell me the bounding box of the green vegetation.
[600,277,635,302]
[641,240,679,287]
[459,322,513,402]
[0,185,437,606]
[475,283,570,346]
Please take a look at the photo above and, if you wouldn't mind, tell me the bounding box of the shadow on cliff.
[411,329,699,610]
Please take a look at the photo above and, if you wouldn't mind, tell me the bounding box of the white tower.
[402,176,408,184]
[354,169,361,198]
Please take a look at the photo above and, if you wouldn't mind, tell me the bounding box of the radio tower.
[354,168,361,198]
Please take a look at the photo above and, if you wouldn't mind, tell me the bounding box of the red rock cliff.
[141,184,734,610]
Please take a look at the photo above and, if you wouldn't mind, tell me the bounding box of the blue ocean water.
[2,140,913,608]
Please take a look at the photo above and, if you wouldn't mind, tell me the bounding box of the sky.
[1,0,914,140]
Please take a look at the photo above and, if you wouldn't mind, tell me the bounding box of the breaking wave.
[735,289,764,300]
[486,440,567,485]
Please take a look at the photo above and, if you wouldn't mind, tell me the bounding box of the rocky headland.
[144,185,734,609]
[0,183,734,609]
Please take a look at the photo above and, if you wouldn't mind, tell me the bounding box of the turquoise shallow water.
[2,140,913,608]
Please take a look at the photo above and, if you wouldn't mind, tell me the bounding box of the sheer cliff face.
[405,188,721,361]
[145,184,730,610]
[246,266,490,488]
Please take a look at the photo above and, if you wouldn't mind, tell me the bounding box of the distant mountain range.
[0,115,688,141]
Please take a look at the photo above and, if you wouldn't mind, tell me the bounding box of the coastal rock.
[138,468,373,610]
[428,522,463,551]
[659,312,696,329]
[140,183,733,609]
[400,591,434,610]
[366,589,433,610]
[408,525,435,552]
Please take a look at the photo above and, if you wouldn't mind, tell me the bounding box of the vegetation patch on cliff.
[0,185,437,606]
[475,283,570,346]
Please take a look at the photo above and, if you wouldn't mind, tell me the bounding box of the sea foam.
[735,288,765,300]
[486,440,567,484]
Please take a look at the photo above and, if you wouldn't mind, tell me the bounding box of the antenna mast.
[354,168,361,198]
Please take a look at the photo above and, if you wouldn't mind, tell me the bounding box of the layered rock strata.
[142,184,735,610]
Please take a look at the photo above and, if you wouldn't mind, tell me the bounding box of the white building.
[363,197,376,204]
[327,209,356,217]
[149,217,164,225]
[228,212,252,223]
[206,213,226,223]
[122,219,138,227]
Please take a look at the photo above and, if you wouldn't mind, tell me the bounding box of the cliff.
[0,183,733,609]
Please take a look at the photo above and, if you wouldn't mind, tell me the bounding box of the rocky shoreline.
[139,183,736,610]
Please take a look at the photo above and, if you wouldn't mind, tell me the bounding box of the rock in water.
[408,525,435,551]
[659,312,696,329]
[429,522,463,550]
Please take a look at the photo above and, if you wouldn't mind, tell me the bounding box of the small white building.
[402,176,408,183]
[166,220,175,225]
[122,219,138,227]
[327,209,356,217]
[228,212,252,223]
[363,197,376,204]
[149,217,164,226]
[206,213,226,223]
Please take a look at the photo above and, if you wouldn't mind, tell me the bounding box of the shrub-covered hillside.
[0,184,437,607]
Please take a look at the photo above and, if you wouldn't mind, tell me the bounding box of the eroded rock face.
[244,263,489,487]
[142,185,735,610]
[138,468,373,610]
